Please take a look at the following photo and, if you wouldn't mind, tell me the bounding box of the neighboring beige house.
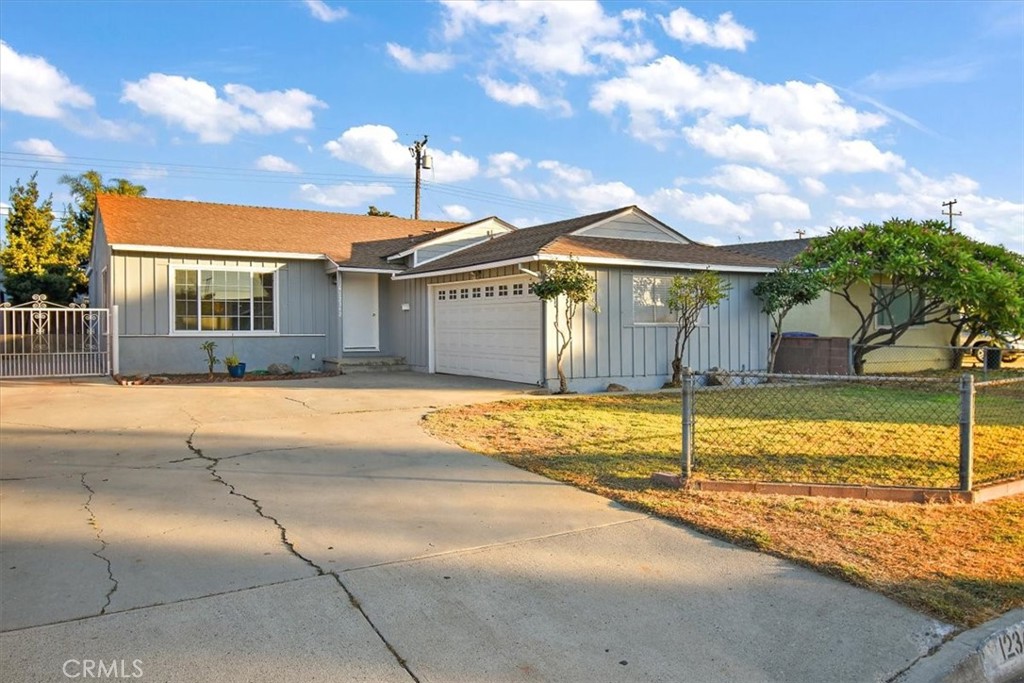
[726,239,953,373]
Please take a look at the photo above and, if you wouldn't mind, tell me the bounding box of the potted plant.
[225,354,246,379]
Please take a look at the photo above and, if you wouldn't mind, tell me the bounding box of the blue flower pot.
[228,362,246,378]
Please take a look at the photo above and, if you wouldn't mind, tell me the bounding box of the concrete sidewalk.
[1,373,953,681]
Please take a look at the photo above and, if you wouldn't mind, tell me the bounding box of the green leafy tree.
[942,239,1024,367]
[58,171,146,294]
[753,265,823,372]
[666,271,731,386]
[0,174,77,303]
[530,257,598,394]
[795,218,1024,374]
[367,205,397,217]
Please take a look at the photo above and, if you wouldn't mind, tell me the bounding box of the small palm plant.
[200,341,220,378]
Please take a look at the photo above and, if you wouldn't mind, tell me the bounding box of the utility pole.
[795,229,807,238]
[942,199,961,230]
[408,135,431,220]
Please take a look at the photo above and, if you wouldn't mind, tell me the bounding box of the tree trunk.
[767,331,783,373]
[670,357,682,386]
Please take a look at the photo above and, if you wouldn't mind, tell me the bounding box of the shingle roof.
[398,206,779,276]
[721,238,811,263]
[542,235,780,269]
[96,195,463,269]
[398,206,633,276]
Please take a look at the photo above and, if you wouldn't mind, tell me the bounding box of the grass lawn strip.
[423,392,1024,628]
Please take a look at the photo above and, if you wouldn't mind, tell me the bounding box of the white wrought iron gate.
[1,295,113,378]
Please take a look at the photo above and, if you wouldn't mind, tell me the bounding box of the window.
[471,287,481,298]
[484,286,495,297]
[438,290,446,301]
[498,285,508,297]
[173,268,275,332]
[449,289,457,299]
[512,283,524,296]
[632,275,675,324]
[459,288,469,299]
[874,285,919,328]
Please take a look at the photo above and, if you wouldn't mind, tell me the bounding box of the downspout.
[324,256,343,360]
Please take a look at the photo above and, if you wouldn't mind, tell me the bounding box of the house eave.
[543,253,776,274]
[109,244,327,261]
[391,255,541,280]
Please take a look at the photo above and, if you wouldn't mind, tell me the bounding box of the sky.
[1,0,1022,252]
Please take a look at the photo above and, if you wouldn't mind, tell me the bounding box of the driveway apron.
[0,374,949,682]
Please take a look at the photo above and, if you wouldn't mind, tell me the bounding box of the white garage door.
[433,278,541,385]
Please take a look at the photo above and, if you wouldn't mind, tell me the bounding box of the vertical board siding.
[111,252,330,336]
[553,268,768,388]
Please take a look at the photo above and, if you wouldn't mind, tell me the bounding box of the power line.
[0,150,576,219]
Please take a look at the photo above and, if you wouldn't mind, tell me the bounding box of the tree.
[753,265,823,372]
[941,239,1024,367]
[58,171,146,295]
[666,271,731,386]
[530,258,597,394]
[794,218,1024,374]
[367,205,397,217]
[0,174,77,304]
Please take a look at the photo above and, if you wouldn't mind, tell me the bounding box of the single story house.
[91,196,778,391]
[726,238,952,373]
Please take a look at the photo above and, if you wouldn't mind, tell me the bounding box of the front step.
[322,356,410,374]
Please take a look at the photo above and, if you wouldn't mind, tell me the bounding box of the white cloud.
[591,56,902,174]
[646,188,752,225]
[477,76,571,115]
[13,138,66,161]
[537,160,592,185]
[704,165,787,194]
[440,0,649,76]
[442,204,473,221]
[659,8,755,51]
[836,168,1023,251]
[255,154,301,173]
[304,0,348,23]
[801,177,828,196]
[324,124,480,183]
[754,193,812,220]
[0,41,94,118]
[297,182,393,209]
[682,117,904,175]
[386,43,455,73]
[122,75,325,143]
[485,152,530,177]
[565,181,640,214]
[127,165,169,181]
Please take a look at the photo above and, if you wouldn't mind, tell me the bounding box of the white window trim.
[631,274,711,328]
[168,264,281,336]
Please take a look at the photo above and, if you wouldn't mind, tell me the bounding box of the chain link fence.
[681,370,1024,491]
[851,344,1020,377]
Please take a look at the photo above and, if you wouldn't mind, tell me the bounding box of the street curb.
[895,609,1024,683]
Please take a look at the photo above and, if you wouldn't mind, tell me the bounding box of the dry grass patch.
[424,393,1024,627]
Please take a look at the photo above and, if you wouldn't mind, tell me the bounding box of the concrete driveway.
[1,373,950,682]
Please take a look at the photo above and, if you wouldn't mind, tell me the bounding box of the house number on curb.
[997,626,1023,662]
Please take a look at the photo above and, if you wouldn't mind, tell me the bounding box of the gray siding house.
[91,196,778,391]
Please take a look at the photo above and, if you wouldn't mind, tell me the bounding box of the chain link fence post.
[959,372,975,492]
[681,366,694,480]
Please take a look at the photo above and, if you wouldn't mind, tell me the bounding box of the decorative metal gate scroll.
[1,295,111,378]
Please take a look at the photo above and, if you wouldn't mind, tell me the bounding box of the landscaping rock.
[266,363,295,375]
[705,370,731,387]
[606,383,628,392]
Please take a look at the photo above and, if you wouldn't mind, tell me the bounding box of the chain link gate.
[1,295,113,378]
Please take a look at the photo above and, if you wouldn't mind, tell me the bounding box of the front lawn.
[423,389,1024,627]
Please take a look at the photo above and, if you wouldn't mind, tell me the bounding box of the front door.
[342,272,379,351]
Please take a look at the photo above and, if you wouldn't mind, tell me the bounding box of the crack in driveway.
[184,428,420,683]
[80,473,118,615]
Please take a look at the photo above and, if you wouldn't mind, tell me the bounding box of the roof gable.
[571,206,692,244]
[96,195,463,269]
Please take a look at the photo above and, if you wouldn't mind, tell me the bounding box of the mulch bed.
[115,371,338,385]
